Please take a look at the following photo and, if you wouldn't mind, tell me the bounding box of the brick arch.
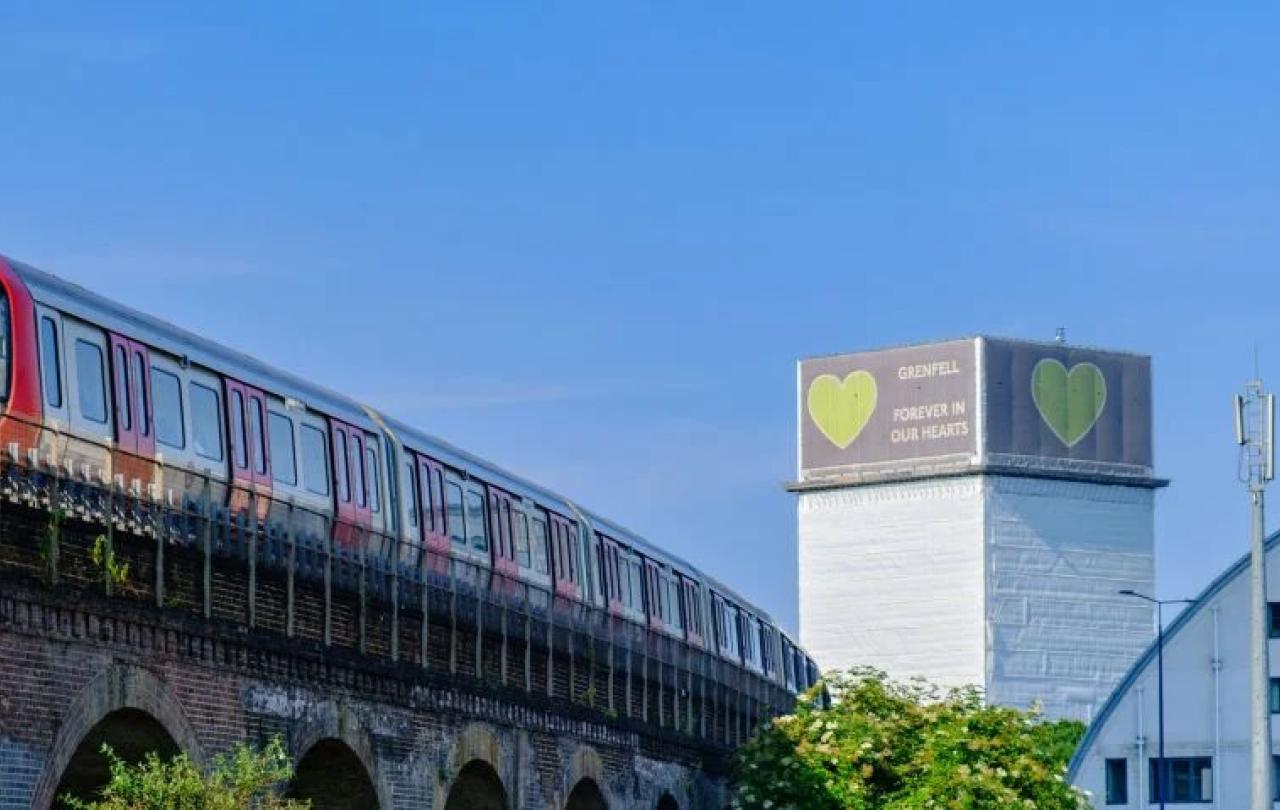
[30,662,205,810]
[432,723,509,808]
[453,722,504,775]
[564,744,616,809]
[566,743,604,788]
[289,702,387,809]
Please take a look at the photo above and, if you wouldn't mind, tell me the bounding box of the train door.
[681,577,704,647]
[643,559,665,631]
[112,335,156,491]
[415,453,450,575]
[598,536,623,615]
[548,512,579,600]
[35,306,67,463]
[224,378,272,520]
[328,419,371,548]
[486,485,519,587]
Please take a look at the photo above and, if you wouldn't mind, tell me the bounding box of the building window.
[1272,678,1280,714]
[1149,757,1212,803]
[1270,602,1280,638]
[1105,758,1127,804]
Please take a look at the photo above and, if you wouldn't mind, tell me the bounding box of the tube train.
[0,254,818,694]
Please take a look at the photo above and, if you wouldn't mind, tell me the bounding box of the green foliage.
[733,668,1087,810]
[90,534,129,590]
[60,736,309,810]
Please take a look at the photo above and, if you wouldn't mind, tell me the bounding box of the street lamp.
[1119,589,1197,810]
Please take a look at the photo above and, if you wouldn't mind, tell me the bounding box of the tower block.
[792,337,1162,720]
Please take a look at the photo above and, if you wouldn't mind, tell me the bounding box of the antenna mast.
[1237,376,1274,810]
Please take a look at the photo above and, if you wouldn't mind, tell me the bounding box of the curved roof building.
[1069,531,1280,807]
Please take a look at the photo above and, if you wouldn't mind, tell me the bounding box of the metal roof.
[1066,530,1280,781]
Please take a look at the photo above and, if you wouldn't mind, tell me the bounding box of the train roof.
[3,254,778,626]
[381,413,773,620]
[6,256,372,428]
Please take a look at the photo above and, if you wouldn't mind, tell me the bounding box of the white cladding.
[1070,537,1280,809]
[799,474,1154,720]
[799,477,986,689]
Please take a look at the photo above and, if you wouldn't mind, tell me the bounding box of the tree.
[733,668,1088,810]
[61,736,310,810]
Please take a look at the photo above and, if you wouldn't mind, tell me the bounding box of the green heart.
[807,371,878,449]
[1031,359,1107,447]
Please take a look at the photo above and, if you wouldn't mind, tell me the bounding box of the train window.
[658,573,668,622]
[151,368,184,449]
[667,577,682,629]
[627,559,644,611]
[431,469,445,534]
[515,511,531,568]
[351,435,366,508]
[384,451,398,532]
[132,352,150,437]
[113,345,131,431]
[465,489,487,552]
[530,516,549,574]
[190,382,222,460]
[446,482,465,545]
[366,445,380,513]
[230,390,247,468]
[75,339,108,424]
[334,430,350,502]
[562,527,577,583]
[249,398,266,475]
[686,584,702,635]
[39,317,61,408]
[300,424,329,495]
[405,463,418,527]
[268,412,296,486]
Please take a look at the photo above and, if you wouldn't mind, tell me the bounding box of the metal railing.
[0,413,795,748]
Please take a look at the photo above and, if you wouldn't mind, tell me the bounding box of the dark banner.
[799,340,978,474]
[982,339,1152,469]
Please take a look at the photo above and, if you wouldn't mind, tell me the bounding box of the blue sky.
[1,3,1277,632]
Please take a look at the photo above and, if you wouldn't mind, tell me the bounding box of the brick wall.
[0,498,766,809]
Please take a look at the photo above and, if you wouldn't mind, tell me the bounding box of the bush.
[61,735,310,810]
[733,668,1087,809]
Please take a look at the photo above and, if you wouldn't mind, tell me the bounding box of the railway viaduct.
[0,461,792,809]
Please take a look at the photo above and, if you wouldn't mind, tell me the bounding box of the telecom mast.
[1235,380,1274,810]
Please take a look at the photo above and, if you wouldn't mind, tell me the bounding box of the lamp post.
[1120,589,1196,810]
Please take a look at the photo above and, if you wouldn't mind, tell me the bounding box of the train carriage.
[0,253,818,695]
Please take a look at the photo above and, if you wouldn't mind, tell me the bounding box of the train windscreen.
[0,291,10,402]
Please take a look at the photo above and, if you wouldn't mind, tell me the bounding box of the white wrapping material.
[984,477,1155,720]
[799,477,987,689]
[799,474,1154,721]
